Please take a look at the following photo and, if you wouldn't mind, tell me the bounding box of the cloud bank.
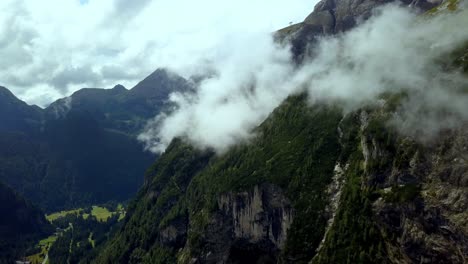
[0,0,316,106]
[140,4,468,153]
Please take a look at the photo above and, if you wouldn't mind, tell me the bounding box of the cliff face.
[195,184,294,263]
[278,0,440,61]
[313,106,468,264]
[376,128,468,263]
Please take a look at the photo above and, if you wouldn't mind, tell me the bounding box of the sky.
[0,0,317,106]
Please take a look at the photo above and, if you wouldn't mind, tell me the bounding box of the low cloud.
[139,34,296,153]
[140,4,468,153]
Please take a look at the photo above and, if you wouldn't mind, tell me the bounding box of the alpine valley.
[1,0,467,263]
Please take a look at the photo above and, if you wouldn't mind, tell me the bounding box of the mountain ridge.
[0,68,191,212]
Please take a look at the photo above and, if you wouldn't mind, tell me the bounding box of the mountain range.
[0,69,191,212]
[1,0,467,263]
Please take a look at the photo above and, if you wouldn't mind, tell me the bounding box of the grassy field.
[82,204,126,222]
[27,235,57,264]
[88,232,95,248]
[91,206,113,222]
[28,204,125,262]
[46,208,83,222]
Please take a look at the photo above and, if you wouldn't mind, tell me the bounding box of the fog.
[140,4,468,153]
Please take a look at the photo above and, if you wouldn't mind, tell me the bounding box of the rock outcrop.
[285,0,441,61]
[192,184,294,263]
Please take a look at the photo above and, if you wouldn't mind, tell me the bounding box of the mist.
[139,4,468,153]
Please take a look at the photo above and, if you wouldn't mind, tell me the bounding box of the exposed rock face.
[191,184,293,263]
[288,0,440,61]
[315,162,346,254]
[358,111,468,263]
[160,217,188,248]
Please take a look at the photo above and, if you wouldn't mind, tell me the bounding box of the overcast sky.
[0,0,317,106]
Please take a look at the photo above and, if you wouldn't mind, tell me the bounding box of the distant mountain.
[0,69,191,212]
[0,86,42,134]
[46,69,192,135]
[0,181,52,264]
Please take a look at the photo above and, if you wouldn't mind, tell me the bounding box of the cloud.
[0,0,317,107]
[139,4,468,153]
[139,33,296,153]
[112,0,151,20]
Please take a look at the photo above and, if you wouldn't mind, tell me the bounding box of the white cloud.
[139,4,468,153]
[0,0,317,106]
[139,33,296,153]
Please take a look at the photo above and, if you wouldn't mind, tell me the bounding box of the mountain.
[97,97,468,263]
[277,0,440,61]
[0,69,191,212]
[46,69,193,135]
[95,1,468,263]
[0,181,52,264]
[0,86,42,134]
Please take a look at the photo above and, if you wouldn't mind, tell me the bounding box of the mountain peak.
[132,68,171,90]
[112,84,127,91]
[0,86,16,100]
[130,68,191,98]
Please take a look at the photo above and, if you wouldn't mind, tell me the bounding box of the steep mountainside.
[0,86,42,134]
[0,182,52,264]
[96,91,468,263]
[0,69,190,211]
[96,0,468,263]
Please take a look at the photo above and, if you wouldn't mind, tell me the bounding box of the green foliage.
[383,184,421,204]
[48,212,122,264]
[47,209,84,222]
[0,73,194,212]
[96,93,430,263]
[96,94,344,263]
[184,94,343,261]
[426,0,460,15]
[312,152,387,264]
[0,182,52,264]
[0,113,155,212]
[142,246,176,264]
[452,42,468,74]
[94,140,213,263]
[378,91,409,112]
